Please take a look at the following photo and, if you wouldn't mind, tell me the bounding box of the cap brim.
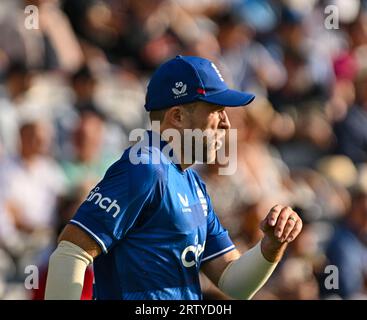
[198,89,255,107]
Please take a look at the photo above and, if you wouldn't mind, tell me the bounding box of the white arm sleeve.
[218,241,278,300]
[45,240,93,300]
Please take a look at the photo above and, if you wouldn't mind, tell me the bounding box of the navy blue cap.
[144,55,255,111]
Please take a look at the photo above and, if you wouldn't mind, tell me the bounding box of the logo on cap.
[172,81,188,98]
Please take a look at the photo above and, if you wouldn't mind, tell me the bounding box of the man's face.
[73,112,105,161]
[20,121,52,156]
[181,101,231,164]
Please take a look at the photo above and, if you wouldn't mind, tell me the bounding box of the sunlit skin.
[59,101,303,288]
[155,102,303,279]
[160,102,229,168]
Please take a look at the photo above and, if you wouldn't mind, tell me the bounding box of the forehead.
[193,101,225,113]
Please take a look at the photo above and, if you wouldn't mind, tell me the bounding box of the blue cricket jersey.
[70,131,235,300]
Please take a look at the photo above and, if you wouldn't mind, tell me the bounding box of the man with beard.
[45,56,302,300]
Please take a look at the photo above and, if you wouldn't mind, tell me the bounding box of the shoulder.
[343,106,365,125]
[0,156,18,172]
[38,156,64,174]
[327,225,359,253]
[104,145,168,189]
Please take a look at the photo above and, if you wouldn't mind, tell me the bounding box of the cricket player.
[45,56,302,300]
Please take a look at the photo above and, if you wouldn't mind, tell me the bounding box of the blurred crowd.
[0,0,367,300]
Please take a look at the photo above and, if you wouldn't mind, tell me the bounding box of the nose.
[219,110,231,130]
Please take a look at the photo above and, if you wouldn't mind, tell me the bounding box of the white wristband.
[218,241,278,300]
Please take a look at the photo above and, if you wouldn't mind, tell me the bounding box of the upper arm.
[66,156,165,254]
[58,223,102,258]
[201,248,240,286]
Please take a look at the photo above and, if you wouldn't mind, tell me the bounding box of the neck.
[20,150,38,166]
[154,128,194,171]
[76,147,98,163]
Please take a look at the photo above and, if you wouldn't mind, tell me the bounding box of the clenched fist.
[259,205,303,262]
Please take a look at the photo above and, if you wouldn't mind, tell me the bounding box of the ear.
[164,106,185,129]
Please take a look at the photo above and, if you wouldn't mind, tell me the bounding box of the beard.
[182,130,222,165]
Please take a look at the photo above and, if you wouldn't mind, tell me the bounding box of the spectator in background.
[334,74,367,164]
[71,65,97,111]
[32,189,93,300]
[54,65,98,156]
[0,62,31,158]
[215,10,286,96]
[23,0,84,71]
[234,97,292,204]
[331,9,367,164]
[0,0,83,71]
[0,118,66,274]
[62,0,200,71]
[60,106,114,192]
[323,184,367,299]
[55,64,129,163]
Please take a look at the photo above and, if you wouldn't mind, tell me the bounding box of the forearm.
[45,241,93,300]
[218,205,302,300]
[218,241,279,300]
[260,235,288,263]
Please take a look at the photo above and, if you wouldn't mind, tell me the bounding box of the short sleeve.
[70,155,165,253]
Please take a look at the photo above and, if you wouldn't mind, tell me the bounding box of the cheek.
[189,116,205,130]
[190,111,219,130]
[203,114,219,130]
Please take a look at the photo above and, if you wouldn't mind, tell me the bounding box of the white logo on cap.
[211,63,224,82]
[172,81,188,98]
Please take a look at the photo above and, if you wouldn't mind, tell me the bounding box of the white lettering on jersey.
[196,187,208,217]
[181,237,206,268]
[194,182,208,217]
[87,187,121,218]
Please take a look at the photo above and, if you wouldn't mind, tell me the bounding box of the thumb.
[260,216,275,234]
[260,218,268,233]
